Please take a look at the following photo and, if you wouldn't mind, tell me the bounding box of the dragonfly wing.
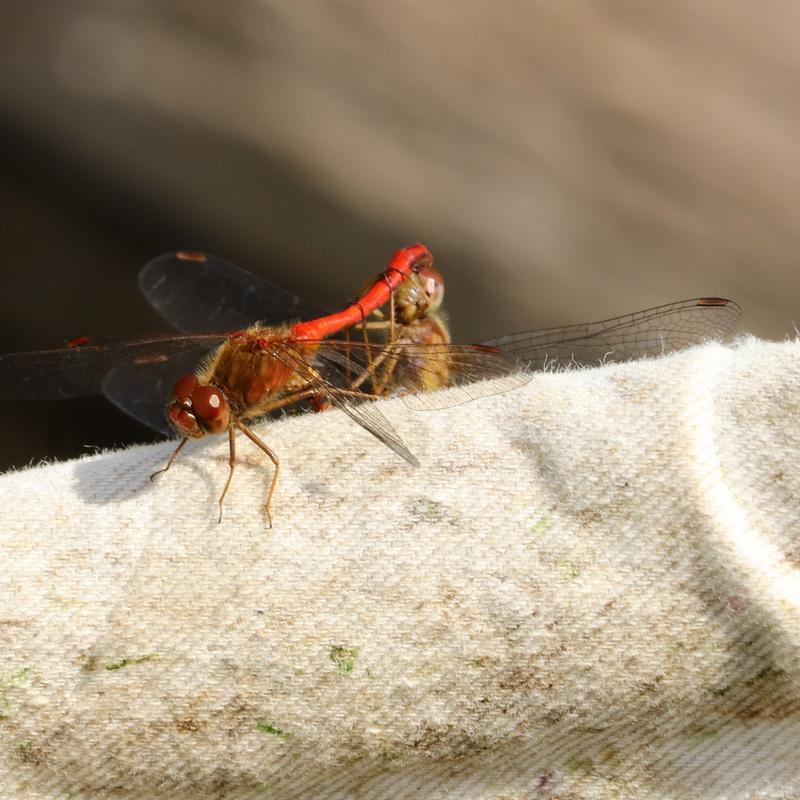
[268,342,420,466]
[330,397,420,466]
[139,252,333,334]
[393,343,528,411]
[102,339,222,435]
[0,335,224,434]
[315,340,529,411]
[482,298,741,370]
[0,347,105,400]
[0,336,219,400]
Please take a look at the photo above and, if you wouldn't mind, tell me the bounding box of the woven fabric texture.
[1,337,799,799]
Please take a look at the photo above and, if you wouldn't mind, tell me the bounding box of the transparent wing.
[0,335,225,435]
[313,339,529,411]
[481,298,741,370]
[139,251,333,334]
[332,397,421,466]
[309,339,527,462]
[102,340,223,435]
[266,341,421,466]
[234,337,520,466]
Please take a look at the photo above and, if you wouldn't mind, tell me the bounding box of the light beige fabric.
[1,337,798,799]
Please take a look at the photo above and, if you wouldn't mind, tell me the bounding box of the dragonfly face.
[395,263,445,324]
[166,373,231,438]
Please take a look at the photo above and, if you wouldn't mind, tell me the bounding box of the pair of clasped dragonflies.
[0,244,740,523]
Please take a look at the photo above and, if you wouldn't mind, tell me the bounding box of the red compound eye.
[169,406,193,429]
[167,404,203,438]
[192,385,224,419]
[191,385,230,434]
[172,374,199,404]
[420,265,445,312]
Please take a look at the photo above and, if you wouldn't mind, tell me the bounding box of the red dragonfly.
[0,245,523,522]
[313,256,450,407]
[0,244,740,522]
[344,262,741,406]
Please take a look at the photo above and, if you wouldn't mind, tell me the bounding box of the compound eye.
[172,374,199,404]
[168,405,197,432]
[191,385,230,433]
[192,385,224,418]
[421,266,445,312]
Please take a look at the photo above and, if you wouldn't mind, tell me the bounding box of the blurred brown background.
[1,1,799,470]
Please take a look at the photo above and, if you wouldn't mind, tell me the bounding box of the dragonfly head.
[396,263,445,324]
[166,374,231,438]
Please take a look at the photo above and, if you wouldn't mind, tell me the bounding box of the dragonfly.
[310,257,451,408]
[337,263,741,406]
[0,245,740,522]
[0,245,525,523]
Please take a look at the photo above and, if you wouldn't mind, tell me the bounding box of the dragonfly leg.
[253,386,321,415]
[344,328,352,387]
[375,345,401,396]
[328,387,382,401]
[150,437,188,481]
[217,426,237,524]
[351,320,391,331]
[341,316,387,395]
[237,422,280,529]
[389,289,396,347]
[359,320,377,394]
[348,345,394,392]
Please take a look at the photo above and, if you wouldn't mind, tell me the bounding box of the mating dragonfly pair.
[0,244,740,523]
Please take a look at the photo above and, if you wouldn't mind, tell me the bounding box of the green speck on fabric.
[330,645,359,673]
[531,517,552,536]
[103,654,160,671]
[415,499,446,523]
[255,720,290,739]
[0,666,31,702]
[560,561,581,581]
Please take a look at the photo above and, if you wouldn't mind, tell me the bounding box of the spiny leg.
[352,272,398,393]
[374,346,401,397]
[350,320,392,331]
[211,388,316,523]
[349,344,394,392]
[345,306,384,395]
[237,422,280,528]
[322,321,394,393]
[255,385,325,415]
[253,383,381,416]
[150,437,188,481]
[343,317,383,387]
[328,387,382,401]
[388,288,396,347]
[217,426,237,524]
[289,352,388,404]
[344,327,352,386]
[375,291,400,395]
[359,319,378,394]
[233,384,386,523]
[362,293,394,394]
